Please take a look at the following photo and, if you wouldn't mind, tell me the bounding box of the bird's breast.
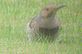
[38,18,59,29]
[39,27,59,36]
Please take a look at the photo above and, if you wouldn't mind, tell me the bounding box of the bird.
[26,4,65,42]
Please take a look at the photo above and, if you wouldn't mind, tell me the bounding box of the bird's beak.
[56,4,66,10]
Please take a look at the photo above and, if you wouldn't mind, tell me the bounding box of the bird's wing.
[28,17,40,33]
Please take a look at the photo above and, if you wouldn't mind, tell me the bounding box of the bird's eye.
[46,8,49,11]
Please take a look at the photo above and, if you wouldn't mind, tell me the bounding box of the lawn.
[0,0,82,54]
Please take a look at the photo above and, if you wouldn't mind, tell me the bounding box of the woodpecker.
[27,4,65,42]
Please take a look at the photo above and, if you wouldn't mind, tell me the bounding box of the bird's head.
[40,4,65,18]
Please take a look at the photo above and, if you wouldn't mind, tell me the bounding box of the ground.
[0,0,82,54]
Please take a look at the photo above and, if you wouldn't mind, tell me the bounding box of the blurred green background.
[0,0,82,54]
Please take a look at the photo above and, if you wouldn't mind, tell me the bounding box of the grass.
[0,0,82,54]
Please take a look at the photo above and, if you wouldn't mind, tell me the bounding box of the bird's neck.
[36,14,57,29]
[39,12,56,18]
